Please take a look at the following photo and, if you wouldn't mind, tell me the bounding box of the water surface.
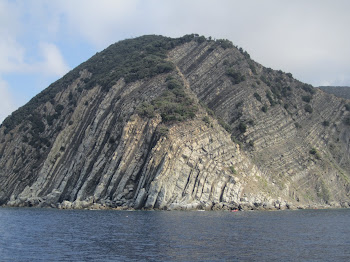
[0,208,349,261]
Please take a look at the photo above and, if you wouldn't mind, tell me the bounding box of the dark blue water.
[0,208,349,261]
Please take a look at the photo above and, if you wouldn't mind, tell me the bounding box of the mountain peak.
[1,34,349,210]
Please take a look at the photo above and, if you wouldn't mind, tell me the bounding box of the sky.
[1,0,350,123]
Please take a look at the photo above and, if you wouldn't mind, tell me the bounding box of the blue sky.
[1,0,350,123]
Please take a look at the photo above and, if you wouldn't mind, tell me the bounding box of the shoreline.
[1,201,349,212]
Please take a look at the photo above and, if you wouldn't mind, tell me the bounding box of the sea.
[0,207,349,261]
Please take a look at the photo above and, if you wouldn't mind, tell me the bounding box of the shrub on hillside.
[138,76,197,123]
[238,122,247,133]
[261,105,268,113]
[302,95,312,103]
[253,92,261,102]
[226,68,245,85]
[304,104,313,113]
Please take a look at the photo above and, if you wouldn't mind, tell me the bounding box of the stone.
[0,35,349,211]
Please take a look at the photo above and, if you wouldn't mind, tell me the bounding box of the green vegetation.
[238,122,247,133]
[138,77,197,122]
[235,101,243,108]
[253,92,261,102]
[28,113,45,134]
[230,135,242,146]
[195,35,206,44]
[259,68,295,105]
[166,77,182,89]
[82,35,184,89]
[281,86,292,98]
[322,120,330,127]
[109,137,116,144]
[302,95,312,103]
[137,102,155,118]
[247,60,257,74]
[216,39,234,49]
[344,116,350,126]
[1,34,198,133]
[229,166,237,174]
[200,102,215,116]
[247,119,255,126]
[22,135,29,143]
[260,75,270,86]
[310,148,320,159]
[202,116,210,125]
[157,126,169,137]
[226,68,246,85]
[294,122,302,129]
[218,118,232,133]
[238,47,250,59]
[266,91,276,106]
[286,73,293,78]
[55,104,64,114]
[304,104,313,113]
[68,91,73,100]
[261,105,268,113]
[1,35,240,134]
[300,83,315,94]
[309,148,317,155]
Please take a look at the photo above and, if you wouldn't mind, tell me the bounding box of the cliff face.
[0,35,349,210]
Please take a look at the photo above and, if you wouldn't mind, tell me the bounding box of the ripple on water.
[0,208,349,261]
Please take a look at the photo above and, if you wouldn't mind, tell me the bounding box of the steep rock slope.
[169,40,350,207]
[0,35,349,210]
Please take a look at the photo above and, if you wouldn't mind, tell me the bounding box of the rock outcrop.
[0,34,349,210]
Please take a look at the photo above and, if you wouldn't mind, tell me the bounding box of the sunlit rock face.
[1,35,349,210]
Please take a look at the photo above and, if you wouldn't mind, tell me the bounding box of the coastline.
[1,200,349,212]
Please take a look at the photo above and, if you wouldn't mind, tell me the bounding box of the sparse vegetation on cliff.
[1,34,350,211]
[1,34,198,133]
[253,92,261,102]
[138,77,198,122]
[226,68,246,85]
[304,104,313,113]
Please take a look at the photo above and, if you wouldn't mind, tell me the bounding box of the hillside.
[319,86,350,100]
[1,35,350,210]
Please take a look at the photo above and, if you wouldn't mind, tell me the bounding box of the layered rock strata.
[0,35,349,210]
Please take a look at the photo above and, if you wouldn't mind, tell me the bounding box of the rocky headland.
[0,35,349,211]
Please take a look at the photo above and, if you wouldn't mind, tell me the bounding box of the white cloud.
[0,1,21,36]
[0,37,26,73]
[0,1,25,73]
[55,0,143,48]
[0,1,70,121]
[36,42,70,76]
[0,40,69,77]
[1,0,350,121]
[0,0,70,77]
[48,0,350,86]
[0,77,16,123]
